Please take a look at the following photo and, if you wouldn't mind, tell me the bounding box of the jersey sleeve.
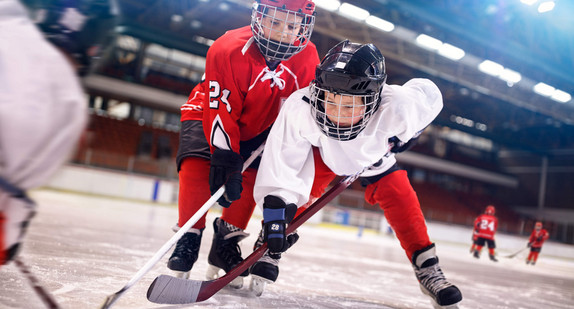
[181,81,206,122]
[253,93,315,207]
[385,78,443,143]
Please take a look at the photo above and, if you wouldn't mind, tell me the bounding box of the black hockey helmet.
[310,40,387,141]
[26,0,119,75]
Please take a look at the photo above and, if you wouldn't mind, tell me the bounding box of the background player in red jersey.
[472,205,499,262]
[167,0,319,288]
[526,221,549,265]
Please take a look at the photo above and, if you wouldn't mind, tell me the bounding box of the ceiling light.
[338,3,370,21]
[314,0,341,12]
[533,82,555,96]
[365,16,395,32]
[551,90,572,103]
[478,60,504,76]
[415,34,442,50]
[538,1,555,13]
[499,68,522,84]
[438,43,465,61]
[520,0,538,5]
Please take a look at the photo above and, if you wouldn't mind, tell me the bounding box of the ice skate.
[473,250,480,259]
[167,228,203,279]
[250,252,279,296]
[412,244,462,309]
[206,217,249,289]
[489,254,498,262]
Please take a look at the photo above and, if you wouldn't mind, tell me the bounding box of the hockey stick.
[503,246,528,258]
[146,172,362,304]
[14,258,62,309]
[99,143,265,309]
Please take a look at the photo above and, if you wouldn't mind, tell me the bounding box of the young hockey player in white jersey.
[251,40,463,308]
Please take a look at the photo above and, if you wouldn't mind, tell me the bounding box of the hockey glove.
[209,149,244,208]
[389,129,423,153]
[527,242,532,248]
[262,195,298,259]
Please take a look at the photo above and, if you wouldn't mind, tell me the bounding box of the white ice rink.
[1,189,574,309]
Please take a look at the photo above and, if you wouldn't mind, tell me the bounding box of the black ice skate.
[206,217,249,288]
[489,254,498,262]
[249,229,279,296]
[473,250,480,259]
[412,244,463,309]
[167,228,203,279]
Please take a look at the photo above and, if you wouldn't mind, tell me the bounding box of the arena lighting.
[550,90,572,103]
[478,60,504,76]
[538,1,555,13]
[415,34,442,50]
[533,82,555,96]
[498,68,522,84]
[314,0,341,12]
[338,2,370,21]
[520,0,538,5]
[365,15,395,32]
[438,43,465,61]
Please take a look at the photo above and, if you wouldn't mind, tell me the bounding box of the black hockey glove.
[389,129,423,153]
[527,242,532,248]
[262,195,298,259]
[209,149,244,208]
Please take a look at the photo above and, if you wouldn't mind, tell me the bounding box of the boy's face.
[324,92,365,127]
[260,9,303,45]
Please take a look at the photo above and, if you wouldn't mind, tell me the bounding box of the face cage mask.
[251,3,315,61]
[310,83,380,141]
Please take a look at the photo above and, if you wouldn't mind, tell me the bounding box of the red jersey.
[473,214,498,240]
[529,229,549,248]
[200,26,319,153]
[181,81,206,122]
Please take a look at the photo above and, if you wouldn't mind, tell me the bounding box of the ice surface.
[1,190,573,309]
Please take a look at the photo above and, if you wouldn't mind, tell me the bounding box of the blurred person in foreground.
[472,205,498,262]
[0,0,117,266]
[251,40,463,308]
[166,0,319,288]
[526,221,549,265]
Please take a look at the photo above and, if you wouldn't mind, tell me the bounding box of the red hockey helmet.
[535,221,543,230]
[251,0,316,61]
[485,205,495,215]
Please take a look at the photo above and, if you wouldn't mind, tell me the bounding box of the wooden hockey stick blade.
[147,173,360,304]
[100,143,265,309]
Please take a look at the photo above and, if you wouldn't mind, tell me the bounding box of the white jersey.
[0,0,87,189]
[253,78,443,207]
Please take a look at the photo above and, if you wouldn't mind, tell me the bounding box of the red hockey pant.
[177,157,257,230]
[310,151,431,260]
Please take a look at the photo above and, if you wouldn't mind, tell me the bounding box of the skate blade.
[206,264,243,289]
[250,275,272,297]
[173,270,190,279]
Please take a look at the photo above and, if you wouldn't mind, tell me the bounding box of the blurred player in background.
[472,205,498,262]
[526,221,549,265]
[167,0,319,288]
[469,226,479,253]
[251,40,463,308]
[0,0,117,266]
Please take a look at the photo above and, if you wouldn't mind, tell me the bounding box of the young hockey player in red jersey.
[251,40,463,308]
[526,221,549,265]
[469,229,479,253]
[472,205,498,262]
[167,0,319,287]
[0,0,116,267]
